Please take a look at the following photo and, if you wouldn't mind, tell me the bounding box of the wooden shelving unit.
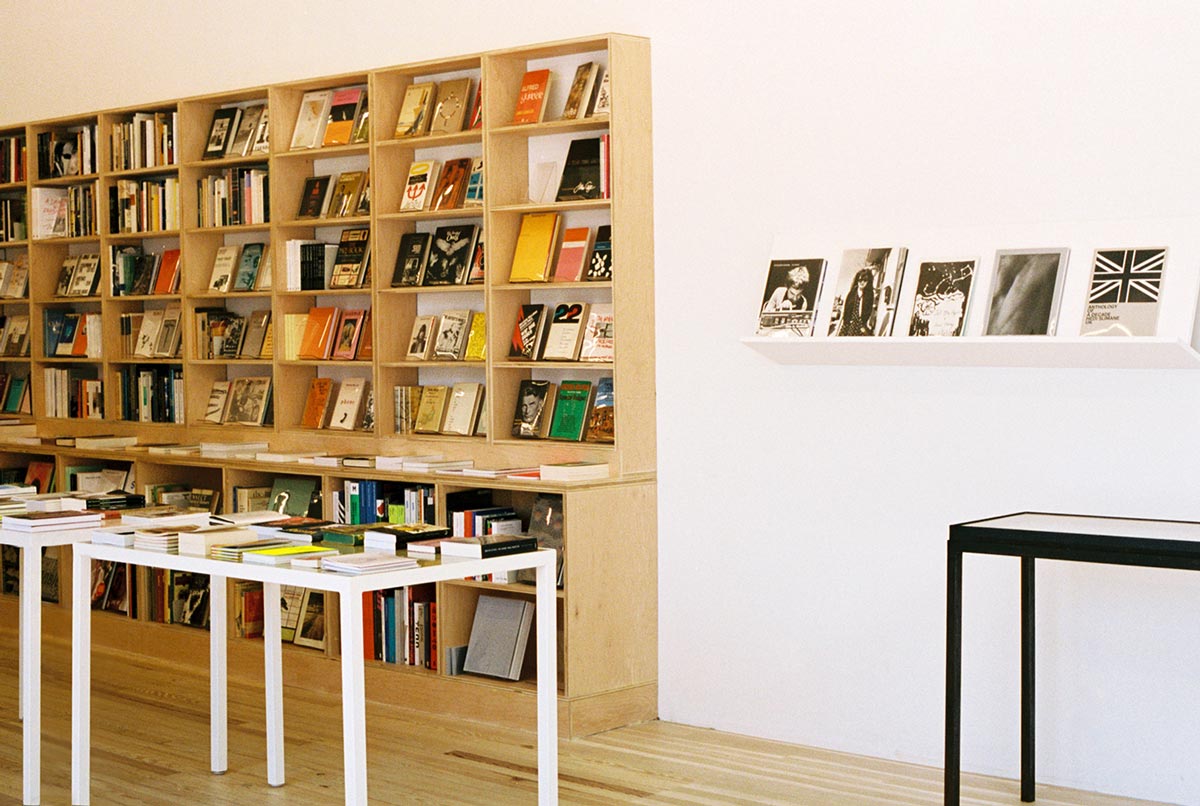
[0,33,656,738]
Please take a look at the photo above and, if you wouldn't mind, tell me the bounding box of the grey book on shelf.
[462,595,534,681]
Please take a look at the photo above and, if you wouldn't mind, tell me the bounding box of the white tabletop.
[962,512,1200,543]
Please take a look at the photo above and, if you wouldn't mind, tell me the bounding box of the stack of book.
[322,553,419,575]
[362,523,449,552]
[132,527,181,552]
[3,510,103,531]
[209,537,294,561]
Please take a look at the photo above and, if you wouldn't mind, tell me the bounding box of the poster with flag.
[1080,247,1166,337]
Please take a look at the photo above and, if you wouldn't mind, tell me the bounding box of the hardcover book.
[67,252,102,296]
[586,225,612,280]
[547,380,593,441]
[757,258,827,337]
[152,249,182,295]
[512,379,555,438]
[227,103,264,158]
[297,175,333,218]
[429,78,472,134]
[203,107,241,159]
[508,212,561,283]
[208,245,241,293]
[203,380,232,424]
[406,315,437,360]
[239,309,272,358]
[984,248,1070,336]
[828,246,909,337]
[231,243,264,292]
[55,255,79,297]
[225,376,272,425]
[413,385,450,433]
[1080,247,1166,337]
[585,376,614,443]
[509,304,547,360]
[400,160,439,211]
[464,312,487,361]
[556,137,603,201]
[394,82,437,138]
[560,62,600,120]
[327,377,367,430]
[327,170,366,217]
[592,69,611,115]
[300,377,335,428]
[552,227,593,282]
[578,303,614,362]
[322,86,365,147]
[331,309,365,359]
[290,90,333,150]
[540,302,589,361]
[511,69,551,125]
[391,232,432,286]
[908,260,976,337]
[428,156,472,211]
[463,594,535,680]
[329,226,371,288]
[441,381,484,436]
[463,157,484,207]
[423,224,477,286]
[432,309,472,360]
[298,306,339,359]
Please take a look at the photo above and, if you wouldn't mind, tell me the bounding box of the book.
[1080,247,1165,337]
[297,174,333,218]
[224,376,272,425]
[984,248,1071,336]
[391,232,431,286]
[430,78,473,134]
[432,309,471,360]
[508,212,560,282]
[511,69,552,125]
[329,226,371,288]
[151,249,182,295]
[362,523,451,551]
[428,156,472,211]
[67,252,102,296]
[463,157,484,207]
[226,103,264,158]
[203,380,231,424]
[267,476,318,517]
[321,552,419,574]
[298,306,339,359]
[203,107,241,159]
[393,82,437,138]
[290,90,333,149]
[73,434,139,449]
[578,303,614,362]
[556,137,603,201]
[330,309,365,359]
[464,312,487,361]
[3,510,103,531]
[242,545,339,565]
[561,62,600,120]
[350,91,370,144]
[908,260,976,337]
[327,170,366,217]
[322,86,365,147]
[153,307,183,357]
[540,460,608,481]
[441,382,484,436]
[585,376,615,443]
[54,255,79,296]
[423,224,477,286]
[406,315,437,360]
[462,594,535,680]
[413,385,449,433]
[133,309,165,357]
[208,244,241,293]
[177,525,258,557]
[400,160,438,211]
[129,253,160,296]
[239,309,272,359]
[757,258,828,337]
[230,243,265,293]
[441,533,538,559]
[547,380,593,441]
[586,225,613,280]
[828,247,909,337]
[540,302,589,361]
[592,69,611,114]
[552,227,593,282]
[509,304,547,360]
[512,379,555,438]
[328,377,367,430]
[249,106,271,154]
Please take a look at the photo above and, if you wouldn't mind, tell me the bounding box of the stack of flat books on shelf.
[362,523,450,552]
[3,509,104,531]
[242,545,339,566]
[322,552,419,575]
[209,537,294,561]
[440,533,539,559]
[132,527,182,553]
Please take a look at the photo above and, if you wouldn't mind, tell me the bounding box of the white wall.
[5,2,1200,802]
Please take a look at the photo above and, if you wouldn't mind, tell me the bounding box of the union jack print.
[1089,248,1165,304]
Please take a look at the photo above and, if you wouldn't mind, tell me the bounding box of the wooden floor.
[0,636,1170,805]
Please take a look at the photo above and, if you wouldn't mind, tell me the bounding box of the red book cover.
[511,69,551,124]
[152,248,182,295]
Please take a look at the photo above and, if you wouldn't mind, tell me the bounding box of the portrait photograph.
[757,258,827,336]
[827,247,908,337]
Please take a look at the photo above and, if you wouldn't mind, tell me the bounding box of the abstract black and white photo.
[1080,247,1167,337]
[827,247,908,336]
[984,248,1069,335]
[909,260,976,337]
[757,258,827,336]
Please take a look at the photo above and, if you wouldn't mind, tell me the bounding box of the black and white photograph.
[1080,247,1167,337]
[512,379,551,438]
[171,573,210,628]
[908,260,976,337]
[225,376,271,425]
[827,247,908,336]
[984,248,1070,335]
[294,589,327,649]
[756,258,827,336]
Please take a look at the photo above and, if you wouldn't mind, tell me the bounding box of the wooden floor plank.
[0,632,1173,805]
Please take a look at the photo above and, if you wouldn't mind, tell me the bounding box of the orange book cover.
[300,377,335,428]
[298,306,338,359]
[152,249,182,295]
[511,69,551,124]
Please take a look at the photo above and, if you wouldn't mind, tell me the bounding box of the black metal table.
[945,512,1200,804]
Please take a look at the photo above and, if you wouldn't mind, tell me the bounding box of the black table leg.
[945,543,963,805]
[1021,556,1035,802]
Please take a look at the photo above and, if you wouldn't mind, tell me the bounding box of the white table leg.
[20,545,40,805]
[71,548,92,806]
[339,590,367,806]
[536,550,559,806]
[17,548,24,724]
[262,581,284,786]
[209,574,227,774]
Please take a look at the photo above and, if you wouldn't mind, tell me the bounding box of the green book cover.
[547,380,592,441]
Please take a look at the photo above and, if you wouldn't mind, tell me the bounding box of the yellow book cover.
[508,212,561,283]
[283,313,309,361]
[464,311,487,361]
